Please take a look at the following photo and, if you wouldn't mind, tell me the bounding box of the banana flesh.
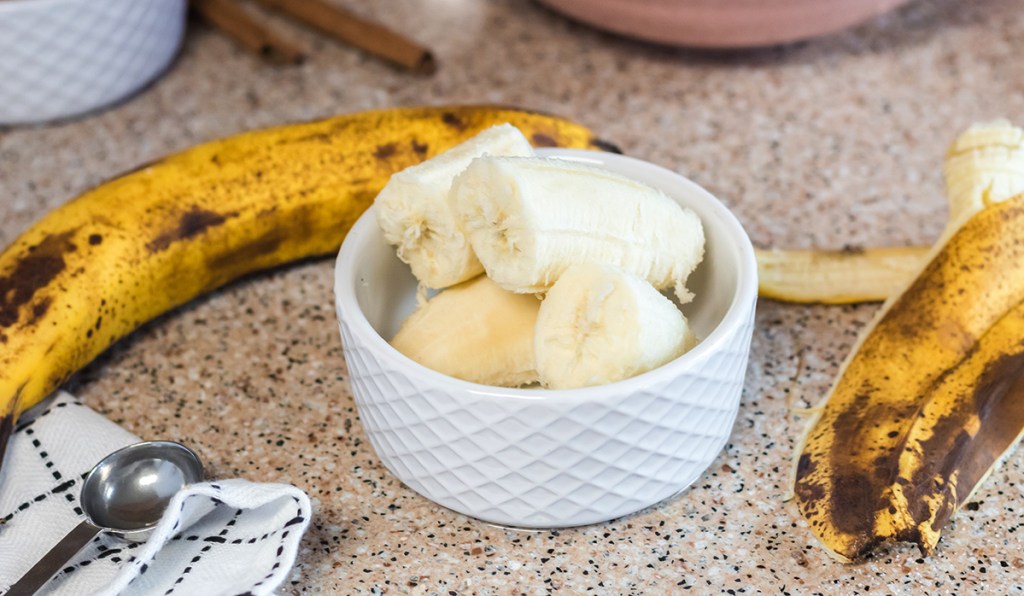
[451,156,705,301]
[943,119,1024,245]
[793,119,1024,560]
[534,263,695,390]
[390,275,541,386]
[0,106,613,467]
[374,124,534,289]
[383,143,702,390]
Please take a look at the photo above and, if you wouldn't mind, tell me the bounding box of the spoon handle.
[7,521,102,596]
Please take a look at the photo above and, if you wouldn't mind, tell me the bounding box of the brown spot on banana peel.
[795,195,1024,561]
[206,226,287,274]
[29,298,52,325]
[374,143,398,160]
[147,207,237,253]
[441,112,465,130]
[0,231,76,328]
[203,203,321,290]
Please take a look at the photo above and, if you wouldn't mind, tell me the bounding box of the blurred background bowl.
[0,0,187,125]
[538,0,914,48]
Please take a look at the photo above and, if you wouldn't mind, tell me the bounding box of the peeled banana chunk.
[375,124,535,289]
[390,275,540,387]
[451,156,705,302]
[535,263,696,390]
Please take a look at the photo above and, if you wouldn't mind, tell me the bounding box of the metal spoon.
[7,441,204,596]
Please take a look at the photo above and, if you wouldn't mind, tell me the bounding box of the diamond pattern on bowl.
[338,302,755,528]
[0,0,186,124]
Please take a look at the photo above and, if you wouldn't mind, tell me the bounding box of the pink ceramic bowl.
[539,0,913,48]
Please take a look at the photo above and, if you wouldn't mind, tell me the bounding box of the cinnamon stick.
[193,0,305,65]
[252,0,436,74]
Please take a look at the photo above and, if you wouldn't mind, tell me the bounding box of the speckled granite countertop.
[3,0,1024,592]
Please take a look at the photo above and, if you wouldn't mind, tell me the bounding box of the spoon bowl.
[82,441,205,538]
[7,441,204,595]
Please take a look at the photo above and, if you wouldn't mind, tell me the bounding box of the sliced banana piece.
[390,275,540,387]
[535,263,696,390]
[375,124,534,289]
[451,156,705,301]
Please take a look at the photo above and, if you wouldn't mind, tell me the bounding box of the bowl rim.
[334,148,757,402]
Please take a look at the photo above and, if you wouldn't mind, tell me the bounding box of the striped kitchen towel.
[0,392,311,595]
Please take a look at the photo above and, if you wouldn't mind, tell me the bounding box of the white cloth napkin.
[0,392,312,595]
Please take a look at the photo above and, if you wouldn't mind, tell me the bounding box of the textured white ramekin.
[335,149,757,528]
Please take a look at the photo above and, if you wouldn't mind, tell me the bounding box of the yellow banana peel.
[755,246,928,304]
[759,119,1024,305]
[793,120,1024,561]
[0,105,613,466]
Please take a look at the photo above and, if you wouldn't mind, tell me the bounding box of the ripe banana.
[534,263,695,390]
[793,119,1024,561]
[390,275,540,386]
[0,105,614,468]
[759,120,1024,305]
[374,124,535,289]
[451,156,705,301]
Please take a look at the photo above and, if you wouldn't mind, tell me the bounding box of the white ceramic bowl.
[334,149,757,528]
[0,0,187,125]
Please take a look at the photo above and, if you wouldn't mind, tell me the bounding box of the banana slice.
[390,275,540,387]
[535,263,696,390]
[375,124,534,289]
[451,156,705,301]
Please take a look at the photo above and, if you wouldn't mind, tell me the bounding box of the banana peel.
[759,120,1024,305]
[0,105,614,470]
[793,120,1024,561]
[755,246,928,304]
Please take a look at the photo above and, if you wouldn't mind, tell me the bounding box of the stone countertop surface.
[3,0,1024,592]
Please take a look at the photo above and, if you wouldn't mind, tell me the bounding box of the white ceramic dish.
[334,148,757,528]
[0,0,187,125]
